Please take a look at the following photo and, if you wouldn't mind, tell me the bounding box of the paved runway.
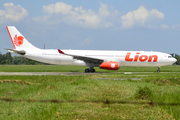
[0,72,102,76]
[0,72,143,80]
[0,72,179,76]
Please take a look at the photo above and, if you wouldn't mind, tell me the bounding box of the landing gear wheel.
[85,69,90,73]
[157,66,161,73]
[90,69,95,73]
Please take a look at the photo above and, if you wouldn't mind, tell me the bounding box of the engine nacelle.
[99,62,119,70]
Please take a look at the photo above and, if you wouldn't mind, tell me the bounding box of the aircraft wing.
[57,49,104,64]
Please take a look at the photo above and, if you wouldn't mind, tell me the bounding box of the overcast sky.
[0,0,180,54]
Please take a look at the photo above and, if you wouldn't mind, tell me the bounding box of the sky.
[0,0,180,54]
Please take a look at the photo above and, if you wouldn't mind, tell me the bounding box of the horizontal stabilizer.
[4,48,26,55]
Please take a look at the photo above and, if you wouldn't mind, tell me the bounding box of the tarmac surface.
[0,72,102,76]
[0,72,143,80]
[1,72,179,80]
[0,72,179,76]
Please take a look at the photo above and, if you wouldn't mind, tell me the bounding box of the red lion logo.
[14,34,24,46]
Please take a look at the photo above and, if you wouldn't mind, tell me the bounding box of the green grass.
[0,65,180,119]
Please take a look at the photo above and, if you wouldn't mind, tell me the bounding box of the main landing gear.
[85,67,95,73]
[157,66,161,73]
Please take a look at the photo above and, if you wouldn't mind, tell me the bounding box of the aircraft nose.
[173,58,177,63]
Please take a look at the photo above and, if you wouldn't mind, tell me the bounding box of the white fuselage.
[22,48,176,67]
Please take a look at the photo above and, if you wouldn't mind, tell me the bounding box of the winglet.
[58,49,65,54]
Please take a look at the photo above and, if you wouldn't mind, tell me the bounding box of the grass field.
[0,65,180,119]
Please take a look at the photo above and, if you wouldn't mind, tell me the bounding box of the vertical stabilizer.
[6,26,38,49]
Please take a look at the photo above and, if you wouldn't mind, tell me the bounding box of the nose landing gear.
[157,66,161,73]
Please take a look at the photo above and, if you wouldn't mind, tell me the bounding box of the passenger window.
[168,56,172,58]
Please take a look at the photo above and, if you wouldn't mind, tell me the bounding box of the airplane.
[5,26,177,73]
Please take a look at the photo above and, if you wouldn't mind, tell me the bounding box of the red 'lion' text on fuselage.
[125,52,158,62]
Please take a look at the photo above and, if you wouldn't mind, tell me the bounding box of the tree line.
[0,52,180,65]
[0,52,47,65]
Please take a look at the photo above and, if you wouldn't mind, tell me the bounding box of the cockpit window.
[168,56,172,58]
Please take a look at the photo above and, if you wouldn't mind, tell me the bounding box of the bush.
[135,86,153,100]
